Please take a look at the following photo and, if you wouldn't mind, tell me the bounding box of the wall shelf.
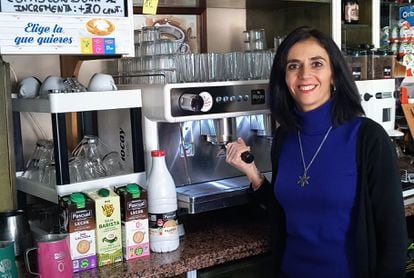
[13,89,144,201]
[16,171,146,203]
[12,90,141,113]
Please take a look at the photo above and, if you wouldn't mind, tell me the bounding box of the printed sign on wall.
[400,6,414,27]
[0,0,134,55]
[1,0,126,16]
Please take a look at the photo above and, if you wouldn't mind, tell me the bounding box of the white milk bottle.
[146,150,179,252]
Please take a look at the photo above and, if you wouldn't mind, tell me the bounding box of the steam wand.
[179,123,192,185]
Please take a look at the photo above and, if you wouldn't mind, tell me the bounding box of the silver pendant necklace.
[297,126,333,187]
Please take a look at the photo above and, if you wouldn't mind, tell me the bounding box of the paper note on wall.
[143,0,159,15]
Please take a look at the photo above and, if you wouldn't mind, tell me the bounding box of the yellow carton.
[86,188,122,266]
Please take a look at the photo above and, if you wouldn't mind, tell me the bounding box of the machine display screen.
[251,89,266,105]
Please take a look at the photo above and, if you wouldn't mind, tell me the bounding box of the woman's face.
[285,38,333,112]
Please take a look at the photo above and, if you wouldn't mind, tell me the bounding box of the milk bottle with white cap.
[146,150,179,253]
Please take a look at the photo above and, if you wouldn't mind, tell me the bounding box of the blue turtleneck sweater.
[275,100,361,277]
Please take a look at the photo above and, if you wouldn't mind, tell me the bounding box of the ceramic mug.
[155,24,189,53]
[17,76,41,99]
[87,73,117,92]
[0,241,18,278]
[39,75,66,97]
[25,234,73,278]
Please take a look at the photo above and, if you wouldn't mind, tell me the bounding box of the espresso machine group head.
[136,80,273,213]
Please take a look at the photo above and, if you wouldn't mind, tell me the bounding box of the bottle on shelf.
[343,0,359,24]
[400,86,408,105]
[146,150,179,253]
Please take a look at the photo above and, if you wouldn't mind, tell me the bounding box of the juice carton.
[115,183,149,260]
[59,192,97,272]
[86,188,122,266]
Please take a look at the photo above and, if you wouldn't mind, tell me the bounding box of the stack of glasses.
[120,26,188,84]
[118,26,276,85]
[119,50,275,84]
[174,51,275,82]
[22,136,125,188]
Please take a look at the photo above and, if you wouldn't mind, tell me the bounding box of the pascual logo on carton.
[128,200,146,210]
[72,210,93,220]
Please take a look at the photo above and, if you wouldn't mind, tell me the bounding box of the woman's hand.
[226,137,264,190]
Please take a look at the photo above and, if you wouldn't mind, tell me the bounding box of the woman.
[226,26,407,277]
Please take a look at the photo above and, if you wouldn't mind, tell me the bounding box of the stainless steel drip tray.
[176,172,271,214]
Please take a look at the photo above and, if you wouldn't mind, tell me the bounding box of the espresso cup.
[0,241,18,278]
[87,73,117,92]
[39,75,66,97]
[17,76,41,99]
[25,234,73,278]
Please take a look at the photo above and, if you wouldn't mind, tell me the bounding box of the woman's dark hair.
[269,26,364,130]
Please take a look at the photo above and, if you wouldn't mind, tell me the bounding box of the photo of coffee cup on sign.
[134,14,200,53]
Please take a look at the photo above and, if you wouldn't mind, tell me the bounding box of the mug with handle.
[25,234,73,278]
[39,75,66,97]
[17,76,41,99]
[87,73,117,92]
[0,241,18,278]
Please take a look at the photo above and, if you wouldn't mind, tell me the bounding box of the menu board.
[0,0,134,55]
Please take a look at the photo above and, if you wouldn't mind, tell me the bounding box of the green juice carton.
[86,188,122,266]
[115,183,149,260]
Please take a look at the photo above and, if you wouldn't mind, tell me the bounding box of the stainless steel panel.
[158,116,272,187]
[176,172,272,214]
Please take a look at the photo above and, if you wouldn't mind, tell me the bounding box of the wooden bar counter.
[17,205,272,278]
[16,200,414,277]
[16,189,414,277]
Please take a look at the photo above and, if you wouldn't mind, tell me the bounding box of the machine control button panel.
[171,84,269,117]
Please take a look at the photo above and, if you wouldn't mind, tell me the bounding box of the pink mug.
[24,234,73,277]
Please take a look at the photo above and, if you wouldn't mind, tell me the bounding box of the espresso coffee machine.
[356,79,403,137]
[137,80,273,213]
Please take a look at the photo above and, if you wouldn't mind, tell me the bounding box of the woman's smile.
[297,84,317,93]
